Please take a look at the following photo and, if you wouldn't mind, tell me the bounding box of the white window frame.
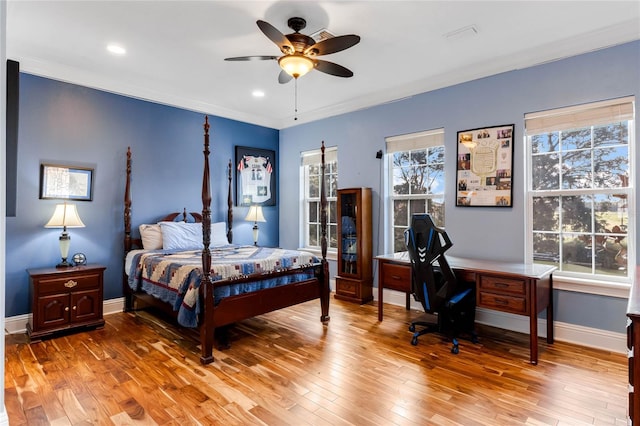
[300,146,338,258]
[524,97,635,298]
[385,129,446,253]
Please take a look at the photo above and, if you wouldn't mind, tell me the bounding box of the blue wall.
[279,41,640,334]
[6,74,279,317]
[6,41,639,337]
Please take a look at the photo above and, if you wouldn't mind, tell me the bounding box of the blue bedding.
[127,245,320,327]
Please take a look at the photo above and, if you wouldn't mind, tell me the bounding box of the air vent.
[310,28,335,43]
[443,25,478,41]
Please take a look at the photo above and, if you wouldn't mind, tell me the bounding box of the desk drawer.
[380,263,411,292]
[479,275,526,296]
[455,269,476,283]
[478,291,527,314]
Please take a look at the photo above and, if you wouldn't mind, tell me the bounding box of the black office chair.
[404,213,476,354]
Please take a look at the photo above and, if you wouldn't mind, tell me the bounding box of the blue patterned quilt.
[127,245,319,327]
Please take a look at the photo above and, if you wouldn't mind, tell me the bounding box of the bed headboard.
[159,210,203,223]
[123,148,234,252]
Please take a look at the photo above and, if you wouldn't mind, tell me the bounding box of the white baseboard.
[4,297,125,335]
[5,292,626,354]
[104,297,125,316]
[4,313,28,335]
[379,288,626,354]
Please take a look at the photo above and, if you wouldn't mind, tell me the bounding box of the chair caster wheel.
[411,337,418,346]
[409,324,415,332]
[451,345,459,354]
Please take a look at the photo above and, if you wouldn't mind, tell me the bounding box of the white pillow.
[139,224,163,250]
[211,221,229,246]
[159,221,203,250]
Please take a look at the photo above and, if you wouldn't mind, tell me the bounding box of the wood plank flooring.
[5,298,628,425]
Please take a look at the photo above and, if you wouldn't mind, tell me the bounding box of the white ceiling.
[7,1,640,130]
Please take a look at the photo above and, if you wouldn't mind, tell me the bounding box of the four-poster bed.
[123,116,330,364]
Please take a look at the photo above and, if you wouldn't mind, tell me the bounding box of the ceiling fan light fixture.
[279,54,314,78]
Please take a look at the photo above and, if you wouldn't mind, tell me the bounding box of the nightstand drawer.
[478,291,527,314]
[380,263,411,292]
[36,272,102,295]
[479,275,526,296]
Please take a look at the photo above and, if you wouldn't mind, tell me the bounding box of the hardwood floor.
[5,298,627,425]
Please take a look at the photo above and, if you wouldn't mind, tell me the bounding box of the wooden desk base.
[625,267,640,424]
[376,253,555,365]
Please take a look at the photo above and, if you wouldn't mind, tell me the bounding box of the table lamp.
[45,202,85,267]
[245,205,266,246]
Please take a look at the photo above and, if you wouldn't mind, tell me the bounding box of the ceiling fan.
[225,17,360,84]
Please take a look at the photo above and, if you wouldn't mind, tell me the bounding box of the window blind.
[525,96,634,134]
[301,146,337,166]
[385,128,445,153]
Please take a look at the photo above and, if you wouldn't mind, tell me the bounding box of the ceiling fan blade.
[224,55,278,61]
[278,70,293,84]
[305,35,360,56]
[257,20,294,53]
[314,59,354,77]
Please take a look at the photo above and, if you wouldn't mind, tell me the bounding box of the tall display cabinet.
[335,187,373,304]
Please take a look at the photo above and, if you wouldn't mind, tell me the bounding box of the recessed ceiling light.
[107,44,126,55]
[252,90,265,98]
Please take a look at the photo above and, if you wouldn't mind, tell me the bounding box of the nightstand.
[27,264,106,341]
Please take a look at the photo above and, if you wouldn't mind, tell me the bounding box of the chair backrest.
[404,213,458,313]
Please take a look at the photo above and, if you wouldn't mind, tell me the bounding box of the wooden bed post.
[123,147,133,311]
[200,117,215,364]
[124,147,132,252]
[319,141,330,323]
[227,159,233,244]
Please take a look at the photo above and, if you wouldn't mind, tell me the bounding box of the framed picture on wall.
[39,163,94,201]
[455,124,514,207]
[235,146,276,206]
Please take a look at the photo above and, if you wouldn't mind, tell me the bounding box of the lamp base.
[252,224,259,246]
[56,258,72,268]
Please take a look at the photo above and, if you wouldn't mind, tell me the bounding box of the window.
[301,147,338,251]
[525,97,634,284]
[386,129,445,253]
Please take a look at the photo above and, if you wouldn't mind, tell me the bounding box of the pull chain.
[294,78,298,121]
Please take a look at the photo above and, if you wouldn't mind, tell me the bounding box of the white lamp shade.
[245,205,266,223]
[45,203,85,228]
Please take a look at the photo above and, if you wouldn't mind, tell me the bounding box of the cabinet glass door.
[340,192,358,275]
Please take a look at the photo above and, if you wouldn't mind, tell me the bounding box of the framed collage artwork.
[456,124,514,207]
